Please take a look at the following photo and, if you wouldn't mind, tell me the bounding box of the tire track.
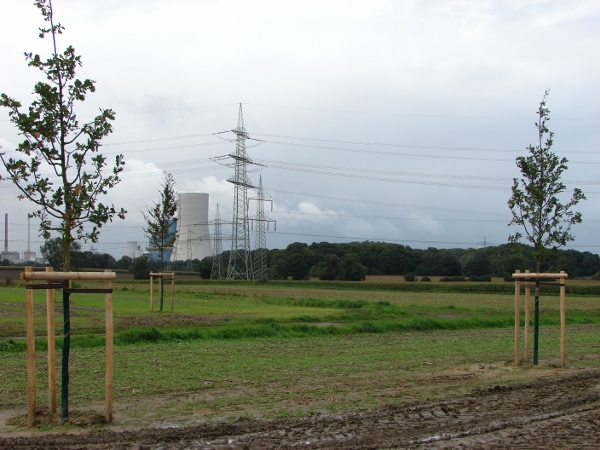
[1,370,599,449]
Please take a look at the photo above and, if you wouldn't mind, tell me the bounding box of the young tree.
[142,172,178,272]
[143,172,177,311]
[0,0,125,272]
[0,0,125,421]
[508,90,585,364]
[508,90,586,273]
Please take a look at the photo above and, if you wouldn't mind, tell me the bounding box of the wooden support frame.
[512,270,568,367]
[21,267,116,427]
[149,272,175,312]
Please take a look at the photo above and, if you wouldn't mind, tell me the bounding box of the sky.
[1,0,599,261]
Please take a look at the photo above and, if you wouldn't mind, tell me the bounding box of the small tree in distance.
[508,90,586,273]
[143,172,178,272]
[143,172,177,311]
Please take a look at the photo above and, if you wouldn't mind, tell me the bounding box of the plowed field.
[2,370,599,449]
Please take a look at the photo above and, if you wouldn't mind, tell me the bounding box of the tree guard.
[21,267,116,426]
[150,272,175,312]
[513,270,567,367]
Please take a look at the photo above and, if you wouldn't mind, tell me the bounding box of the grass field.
[1,278,599,427]
[1,279,599,339]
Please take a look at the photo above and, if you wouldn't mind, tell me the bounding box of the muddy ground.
[1,369,599,449]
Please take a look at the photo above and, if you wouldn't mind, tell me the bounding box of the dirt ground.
[1,367,599,449]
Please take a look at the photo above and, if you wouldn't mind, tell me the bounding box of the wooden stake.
[524,270,530,363]
[46,267,57,413]
[25,266,36,427]
[104,271,114,423]
[514,270,520,366]
[170,275,175,312]
[150,275,154,311]
[560,271,566,367]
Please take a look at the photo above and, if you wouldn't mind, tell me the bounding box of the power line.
[243,102,600,121]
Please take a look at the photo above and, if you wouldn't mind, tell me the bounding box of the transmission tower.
[211,204,224,279]
[227,104,256,280]
[250,176,276,283]
[477,236,493,248]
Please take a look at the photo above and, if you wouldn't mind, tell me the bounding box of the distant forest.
[7,240,599,282]
[203,242,600,282]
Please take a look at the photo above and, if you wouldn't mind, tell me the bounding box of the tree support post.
[170,275,175,312]
[514,270,521,365]
[512,271,569,367]
[45,267,57,413]
[524,270,531,362]
[104,270,114,422]
[150,275,154,311]
[21,269,116,426]
[25,267,36,427]
[533,284,540,365]
[560,271,566,367]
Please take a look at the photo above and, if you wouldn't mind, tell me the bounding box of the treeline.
[10,238,599,282]
[207,241,600,281]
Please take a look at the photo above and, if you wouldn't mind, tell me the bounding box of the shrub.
[420,276,431,282]
[592,272,600,281]
[469,275,492,282]
[440,276,467,282]
[130,256,151,280]
[403,272,416,282]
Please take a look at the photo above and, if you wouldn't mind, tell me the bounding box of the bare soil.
[2,368,599,449]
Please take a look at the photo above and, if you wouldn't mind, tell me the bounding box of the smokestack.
[27,214,31,252]
[4,213,8,253]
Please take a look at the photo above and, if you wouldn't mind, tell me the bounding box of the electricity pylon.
[250,175,276,283]
[211,204,224,279]
[227,104,255,279]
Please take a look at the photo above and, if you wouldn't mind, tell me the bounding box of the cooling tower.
[170,193,213,262]
[125,241,139,259]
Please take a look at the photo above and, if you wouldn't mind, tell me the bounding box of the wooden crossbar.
[511,272,568,279]
[21,271,116,281]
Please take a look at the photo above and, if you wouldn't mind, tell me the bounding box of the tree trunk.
[159,252,164,311]
[61,228,71,421]
[63,230,71,272]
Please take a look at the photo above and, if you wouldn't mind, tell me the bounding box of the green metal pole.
[533,290,540,365]
[160,276,164,312]
[61,289,71,421]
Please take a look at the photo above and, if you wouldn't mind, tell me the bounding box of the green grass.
[1,279,599,425]
[2,325,599,416]
[1,282,599,347]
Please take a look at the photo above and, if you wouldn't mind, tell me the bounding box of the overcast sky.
[1,0,599,261]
